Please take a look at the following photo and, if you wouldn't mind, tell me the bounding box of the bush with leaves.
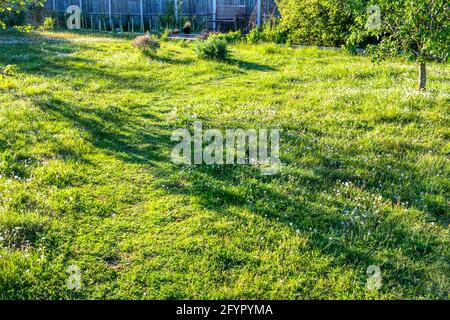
[0,65,17,77]
[0,0,44,28]
[275,0,358,46]
[194,36,228,61]
[216,30,243,44]
[13,23,34,32]
[246,25,286,44]
[159,29,170,42]
[39,16,54,31]
[260,23,287,44]
[133,32,160,56]
[246,28,264,44]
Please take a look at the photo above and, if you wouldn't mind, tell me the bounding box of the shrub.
[0,10,26,28]
[0,65,16,77]
[39,17,55,31]
[0,0,43,28]
[246,28,263,44]
[194,37,228,61]
[160,29,170,42]
[13,24,35,33]
[276,0,356,46]
[133,32,160,56]
[260,23,287,44]
[216,30,242,44]
[246,25,286,45]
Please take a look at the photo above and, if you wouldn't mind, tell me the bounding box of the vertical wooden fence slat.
[140,0,144,32]
[256,0,261,27]
[108,0,112,30]
[212,0,216,31]
[174,0,179,26]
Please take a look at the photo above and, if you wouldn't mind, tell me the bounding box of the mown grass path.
[0,31,448,299]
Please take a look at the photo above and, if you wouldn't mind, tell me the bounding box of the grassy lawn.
[0,30,448,299]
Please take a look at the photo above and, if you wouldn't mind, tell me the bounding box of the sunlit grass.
[0,30,448,299]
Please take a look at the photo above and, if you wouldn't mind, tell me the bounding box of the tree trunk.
[418,63,426,90]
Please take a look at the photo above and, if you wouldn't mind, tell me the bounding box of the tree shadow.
[158,162,447,297]
[32,95,172,166]
[2,31,447,298]
[0,32,164,93]
[226,58,277,72]
[280,132,449,226]
[152,54,195,65]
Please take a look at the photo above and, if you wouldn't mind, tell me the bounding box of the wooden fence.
[44,0,278,33]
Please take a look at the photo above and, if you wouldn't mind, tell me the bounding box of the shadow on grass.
[227,58,277,72]
[2,31,448,298]
[158,162,447,297]
[152,54,195,65]
[33,95,172,166]
[0,32,165,93]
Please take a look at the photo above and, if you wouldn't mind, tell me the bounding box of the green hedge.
[275,0,371,47]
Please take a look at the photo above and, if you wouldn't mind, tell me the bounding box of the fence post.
[108,0,113,31]
[256,0,261,27]
[174,0,179,26]
[212,0,216,31]
[159,0,163,30]
[140,0,144,32]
